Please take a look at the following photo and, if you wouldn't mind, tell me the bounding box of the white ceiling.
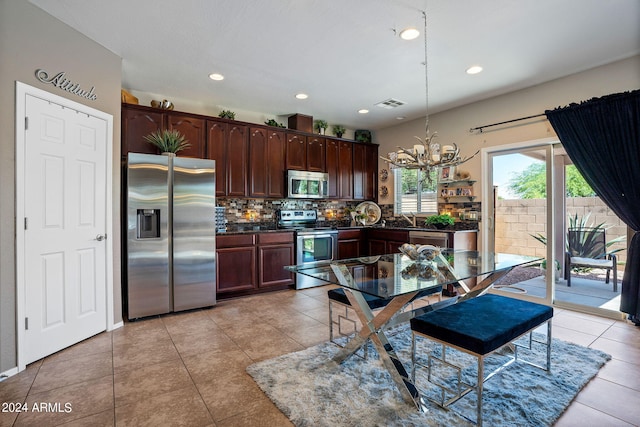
[30,0,640,130]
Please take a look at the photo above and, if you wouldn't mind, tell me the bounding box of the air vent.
[375,98,406,109]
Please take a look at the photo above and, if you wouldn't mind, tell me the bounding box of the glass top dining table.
[286,250,542,300]
[285,250,542,410]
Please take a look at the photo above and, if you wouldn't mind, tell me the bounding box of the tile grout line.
[162,313,220,425]
[111,329,116,427]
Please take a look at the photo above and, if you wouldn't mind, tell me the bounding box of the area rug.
[247,325,610,426]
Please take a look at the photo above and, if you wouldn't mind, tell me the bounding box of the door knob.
[95,234,107,241]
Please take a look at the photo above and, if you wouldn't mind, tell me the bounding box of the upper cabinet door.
[226,124,248,197]
[353,143,366,200]
[338,141,353,199]
[325,139,339,199]
[267,129,286,198]
[167,113,206,158]
[286,133,306,170]
[365,144,379,201]
[207,120,227,197]
[307,136,326,172]
[249,127,269,198]
[122,106,164,156]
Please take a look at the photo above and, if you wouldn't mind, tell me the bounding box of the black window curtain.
[545,89,640,321]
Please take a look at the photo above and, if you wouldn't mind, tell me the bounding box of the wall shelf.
[440,180,476,187]
[440,195,476,202]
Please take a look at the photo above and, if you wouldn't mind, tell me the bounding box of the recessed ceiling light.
[396,116,406,120]
[295,93,308,99]
[209,73,224,81]
[358,109,369,114]
[399,28,420,40]
[466,66,483,75]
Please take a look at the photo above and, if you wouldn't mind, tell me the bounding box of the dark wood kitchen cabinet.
[306,136,326,172]
[325,139,340,198]
[353,143,379,201]
[257,232,294,288]
[249,127,286,198]
[207,120,248,197]
[325,139,353,199]
[121,105,165,156]
[365,144,378,200]
[337,229,364,259]
[353,143,366,200]
[166,113,206,158]
[286,133,307,170]
[216,232,294,297]
[285,133,325,172]
[121,105,206,158]
[338,141,354,199]
[216,234,257,293]
[367,229,409,256]
[325,139,354,199]
[122,104,380,202]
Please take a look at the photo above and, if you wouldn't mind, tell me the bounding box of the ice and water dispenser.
[136,209,161,239]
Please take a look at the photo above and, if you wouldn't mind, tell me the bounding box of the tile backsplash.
[216,199,480,227]
[216,198,361,225]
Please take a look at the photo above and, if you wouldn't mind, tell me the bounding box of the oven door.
[295,231,338,289]
[297,233,337,264]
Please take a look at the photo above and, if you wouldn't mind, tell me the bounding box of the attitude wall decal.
[35,69,97,101]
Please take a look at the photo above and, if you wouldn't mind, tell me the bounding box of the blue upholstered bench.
[328,286,442,357]
[410,294,553,426]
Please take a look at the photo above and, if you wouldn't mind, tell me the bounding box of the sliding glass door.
[483,141,557,303]
[483,139,625,318]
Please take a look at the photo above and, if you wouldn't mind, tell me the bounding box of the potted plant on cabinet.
[332,125,346,138]
[143,129,191,155]
[314,119,328,135]
[218,110,236,120]
[264,119,286,128]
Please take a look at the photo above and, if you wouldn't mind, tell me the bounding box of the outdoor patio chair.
[564,228,618,292]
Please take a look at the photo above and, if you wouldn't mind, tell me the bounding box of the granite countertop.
[217,221,478,235]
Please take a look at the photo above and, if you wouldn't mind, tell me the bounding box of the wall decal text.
[35,69,97,101]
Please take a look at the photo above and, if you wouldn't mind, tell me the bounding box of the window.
[394,168,437,215]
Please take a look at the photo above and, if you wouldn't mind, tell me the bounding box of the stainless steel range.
[278,210,338,289]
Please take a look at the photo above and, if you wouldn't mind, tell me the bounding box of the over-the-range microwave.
[287,170,329,199]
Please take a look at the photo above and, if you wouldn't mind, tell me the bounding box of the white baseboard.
[0,366,19,381]
[109,321,124,331]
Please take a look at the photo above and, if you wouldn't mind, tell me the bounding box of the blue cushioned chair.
[410,294,553,426]
[328,285,442,358]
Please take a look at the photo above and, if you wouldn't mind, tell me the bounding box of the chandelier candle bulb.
[442,145,454,154]
[414,144,425,155]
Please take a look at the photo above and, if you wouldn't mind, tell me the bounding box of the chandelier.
[380,11,477,181]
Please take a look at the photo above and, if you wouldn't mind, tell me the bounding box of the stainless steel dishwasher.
[409,230,450,248]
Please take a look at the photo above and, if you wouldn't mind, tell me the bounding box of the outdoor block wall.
[495,197,628,264]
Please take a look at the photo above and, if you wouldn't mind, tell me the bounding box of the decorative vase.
[336,132,343,138]
[161,152,176,157]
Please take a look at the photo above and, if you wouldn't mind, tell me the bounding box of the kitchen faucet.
[401,213,417,227]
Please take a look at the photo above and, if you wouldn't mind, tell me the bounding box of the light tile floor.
[1,286,639,426]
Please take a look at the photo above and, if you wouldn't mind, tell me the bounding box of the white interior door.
[22,93,108,364]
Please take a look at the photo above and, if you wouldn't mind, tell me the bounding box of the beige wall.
[376,55,640,204]
[0,0,122,373]
[375,55,640,248]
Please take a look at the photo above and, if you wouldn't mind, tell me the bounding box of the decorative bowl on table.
[399,244,440,261]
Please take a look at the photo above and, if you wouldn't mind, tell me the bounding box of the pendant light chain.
[423,10,429,135]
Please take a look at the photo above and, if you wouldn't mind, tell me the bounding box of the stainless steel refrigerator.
[127,153,216,319]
